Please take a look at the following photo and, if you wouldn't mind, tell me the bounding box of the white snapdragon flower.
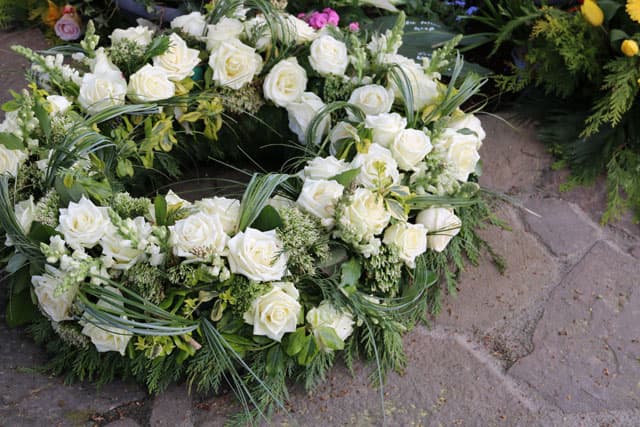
[208,38,263,90]
[309,35,349,76]
[296,179,344,228]
[243,282,301,341]
[263,57,307,108]
[382,222,427,267]
[227,228,288,282]
[416,207,462,252]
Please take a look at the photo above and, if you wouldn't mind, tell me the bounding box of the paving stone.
[436,203,559,339]
[150,384,194,427]
[478,114,552,194]
[523,196,602,258]
[509,240,640,413]
[193,326,541,426]
[105,417,142,427]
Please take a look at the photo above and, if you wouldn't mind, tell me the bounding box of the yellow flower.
[621,39,639,56]
[627,0,640,23]
[581,0,604,26]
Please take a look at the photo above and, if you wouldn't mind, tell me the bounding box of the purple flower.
[322,8,340,26]
[348,22,360,32]
[308,12,329,29]
[465,6,479,15]
[55,13,82,41]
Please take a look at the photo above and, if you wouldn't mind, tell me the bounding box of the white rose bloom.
[390,128,432,171]
[227,228,288,282]
[165,189,191,210]
[383,54,439,110]
[81,290,132,355]
[78,51,127,114]
[110,25,154,46]
[348,84,394,117]
[448,113,486,148]
[268,195,296,211]
[32,266,76,322]
[303,156,351,180]
[433,128,481,182]
[296,179,344,228]
[128,64,176,102]
[306,302,354,350]
[416,207,462,252]
[195,196,240,235]
[365,112,407,147]
[100,217,152,270]
[0,145,26,177]
[169,212,228,259]
[6,196,36,246]
[206,17,245,51]
[243,282,301,342]
[209,38,263,90]
[351,143,400,189]
[309,35,349,76]
[339,188,391,242]
[56,196,111,250]
[263,57,307,108]
[330,121,358,146]
[382,222,427,267]
[171,12,207,38]
[285,15,317,44]
[286,92,330,144]
[46,95,72,115]
[245,15,316,51]
[153,33,201,81]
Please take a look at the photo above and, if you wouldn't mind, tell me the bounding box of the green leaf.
[34,98,51,139]
[266,345,284,377]
[27,222,57,244]
[386,198,408,222]
[598,0,622,21]
[339,258,361,297]
[331,167,360,187]
[237,174,289,232]
[6,253,27,274]
[6,288,37,327]
[8,266,30,294]
[154,195,167,226]
[0,132,24,150]
[296,334,319,366]
[284,327,307,356]
[2,100,19,112]
[315,326,344,351]
[251,205,283,231]
[54,176,86,206]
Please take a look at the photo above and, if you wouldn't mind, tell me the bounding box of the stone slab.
[149,384,194,427]
[509,240,640,413]
[523,196,602,259]
[478,114,552,194]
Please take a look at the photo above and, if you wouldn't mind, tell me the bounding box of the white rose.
[285,15,317,44]
[165,189,191,210]
[330,121,358,146]
[110,25,154,47]
[32,266,76,322]
[6,196,36,246]
[56,196,111,250]
[416,207,462,252]
[0,145,26,177]
[169,212,228,259]
[448,113,486,148]
[128,64,176,102]
[206,17,245,51]
[303,156,350,180]
[365,113,407,147]
[194,196,240,235]
[100,217,151,269]
[153,33,201,81]
[81,290,132,355]
[390,128,432,171]
[243,282,301,342]
[433,128,480,182]
[46,95,72,115]
[286,92,329,144]
[227,228,288,282]
[245,15,316,51]
[309,35,349,76]
[382,222,427,267]
[171,12,207,38]
[78,53,127,114]
[263,57,307,108]
[209,39,262,90]
[348,84,394,117]
[296,179,344,228]
[383,54,439,110]
[244,15,270,50]
[306,301,354,350]
[351,143,400,188]
[339,188,391,242]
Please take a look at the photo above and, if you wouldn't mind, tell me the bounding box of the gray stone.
[478,114,552,194]
[509,241,640,413]
[150,384,194,427]
[105,417,142,427]
[523,197,602,258]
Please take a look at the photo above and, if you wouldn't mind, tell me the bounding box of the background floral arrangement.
[0,2,501,422]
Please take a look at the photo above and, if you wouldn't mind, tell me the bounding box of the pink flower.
[54,13,82,41]
[322,8,340,26]
[308,12,329,29]
[348,22,360,32]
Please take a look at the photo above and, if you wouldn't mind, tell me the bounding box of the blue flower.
[465,6,479,15]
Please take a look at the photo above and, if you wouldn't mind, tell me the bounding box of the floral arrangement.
[465,0,640,222]
[0,2,497,421]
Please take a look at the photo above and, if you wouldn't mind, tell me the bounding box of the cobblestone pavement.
[1,29,639,427]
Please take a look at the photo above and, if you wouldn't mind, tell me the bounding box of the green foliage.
[603,149,640,224]
[277,207,330,278]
